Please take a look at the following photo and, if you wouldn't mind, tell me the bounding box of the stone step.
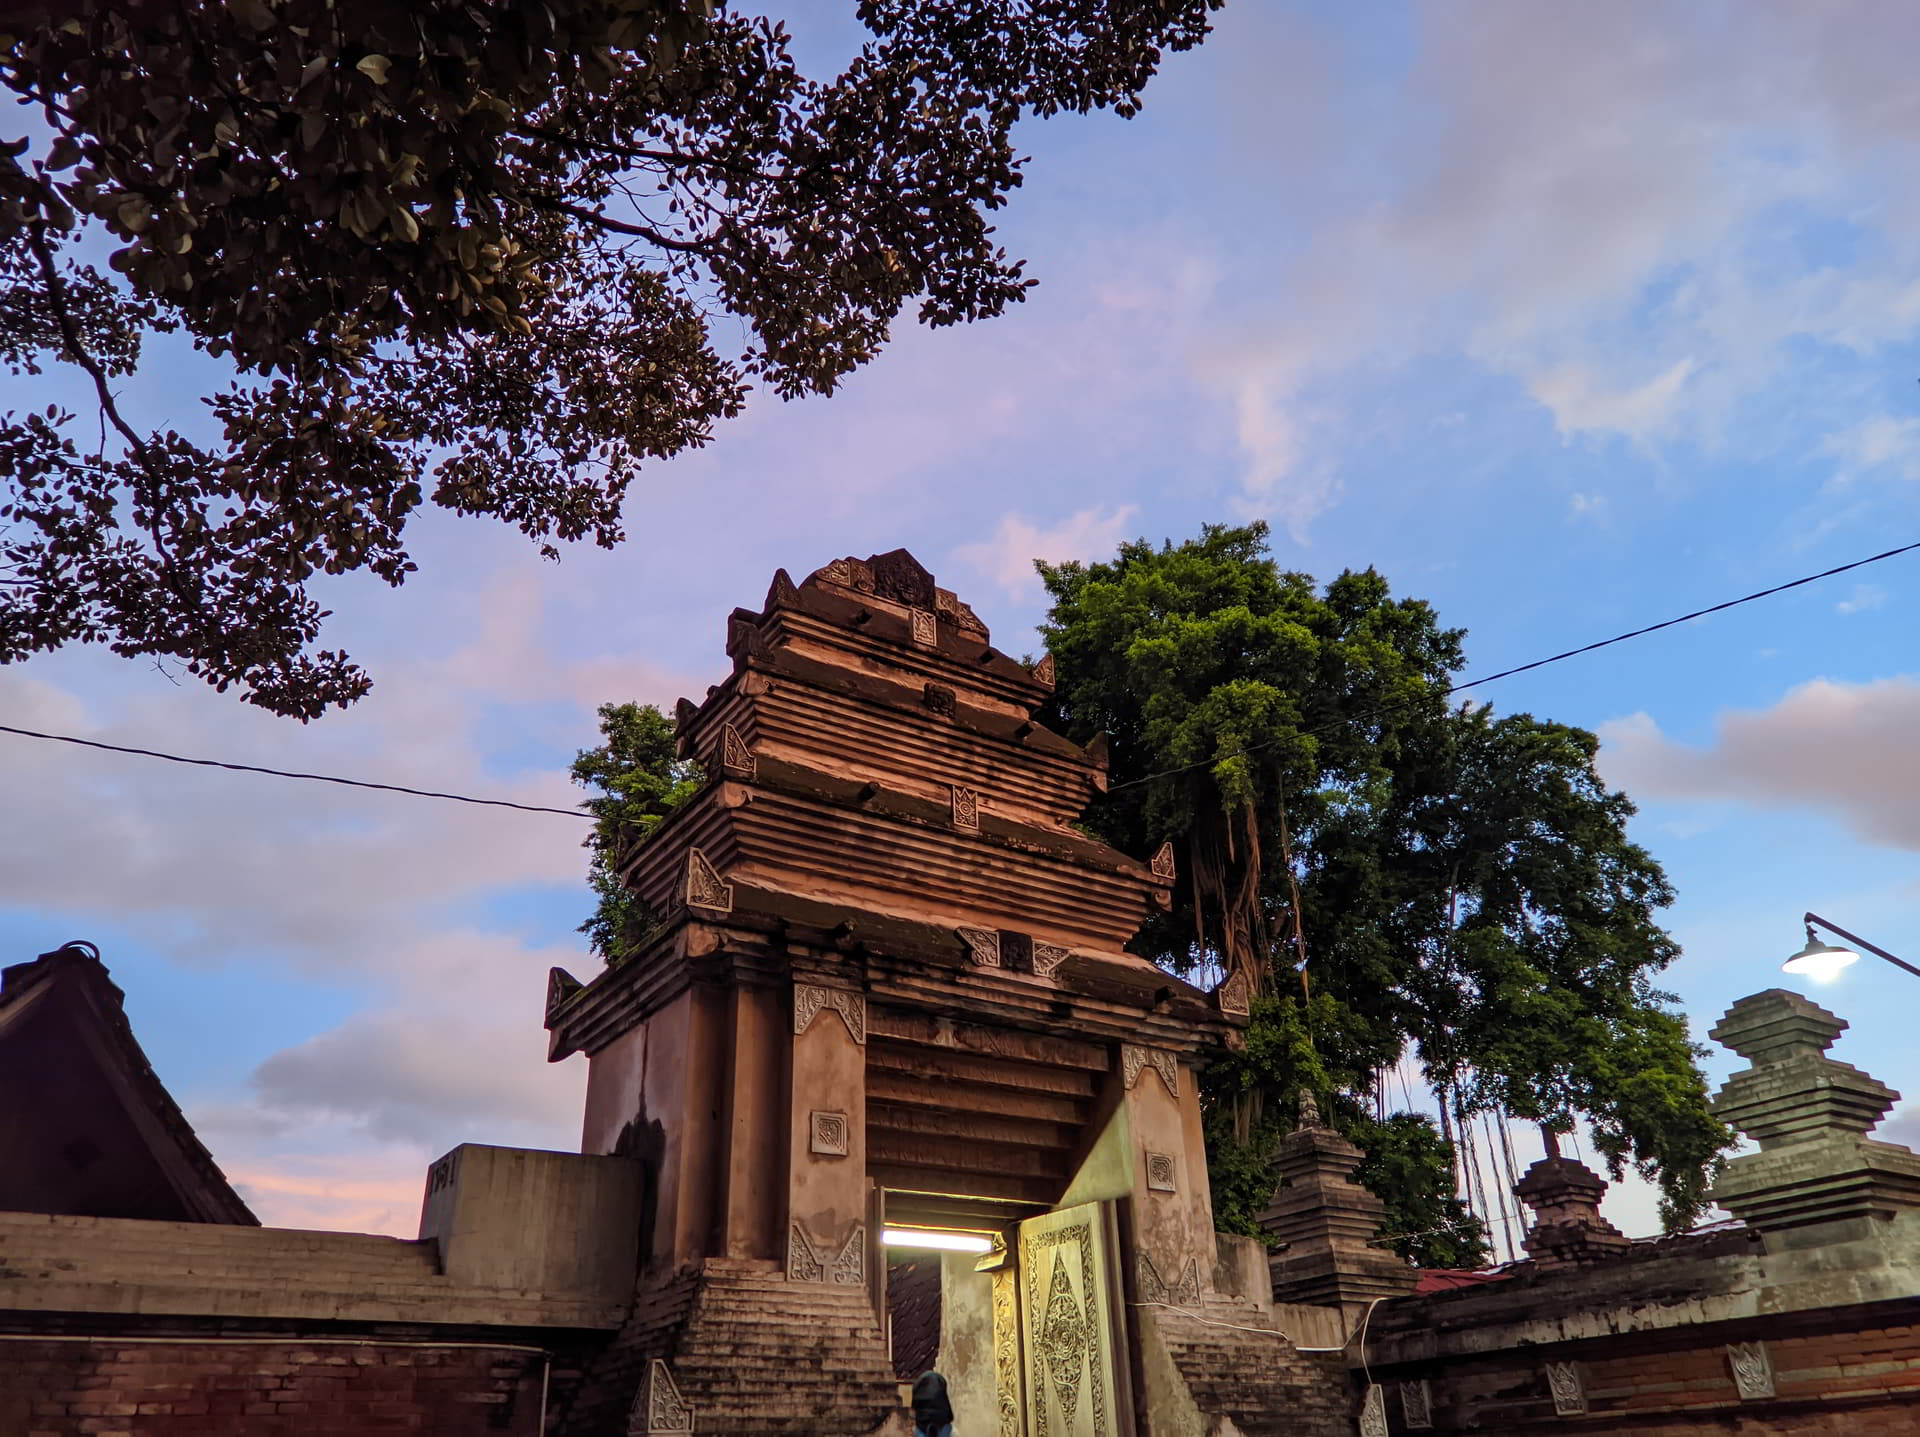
[1156,1306,1357,1437]
[678,1343,892,1367]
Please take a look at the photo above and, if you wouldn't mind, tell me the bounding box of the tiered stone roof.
[548,550,1236,1220]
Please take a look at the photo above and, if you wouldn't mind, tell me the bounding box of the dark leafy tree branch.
[1,0,1223,716]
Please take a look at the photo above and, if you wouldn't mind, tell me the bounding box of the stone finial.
[1259,1110,1417,1305]
[1296,1088,1323,1131]
[1512,1152,1630,1266]
[1708,988,1920,1231]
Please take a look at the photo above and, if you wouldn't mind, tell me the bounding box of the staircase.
[556,1258,905,1436]
[670,1259,904,1434]
[1152,1292,1356,1437]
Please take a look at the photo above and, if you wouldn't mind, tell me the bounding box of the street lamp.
[1782,912,1920,983]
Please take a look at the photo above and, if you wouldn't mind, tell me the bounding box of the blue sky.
[8,1,1920,1243]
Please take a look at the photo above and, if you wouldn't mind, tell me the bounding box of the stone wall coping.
[1356,1213,1920,1369]
[0,1210,627,1331]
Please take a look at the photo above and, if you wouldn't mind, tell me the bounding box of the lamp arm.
[1806,911,1920,981]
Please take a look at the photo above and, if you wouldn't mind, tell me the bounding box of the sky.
[8,0,1920,1248]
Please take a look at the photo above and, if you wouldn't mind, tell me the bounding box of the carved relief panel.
[1018,1202,1128,1437]
[1546,1361,1586,1416]
[1358,1384,1389,1437]
[629,1359,692,1435]
[786,1220,867,1286]
[1401,1378,1434,1430]
[1120,1044,1179,1097]
[991,1264,1024,1437]
[793,983,866,1044]
[1728,1341,1775,1400]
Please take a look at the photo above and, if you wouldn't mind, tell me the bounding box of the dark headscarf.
[912,1370,954,1427]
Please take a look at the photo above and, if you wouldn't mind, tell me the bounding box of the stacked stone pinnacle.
[1511,1129,1631,1266]
[1258,1091,1418,1306]
[1709,987,1920,1230]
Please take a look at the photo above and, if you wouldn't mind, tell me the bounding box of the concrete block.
[418,1143,642,1303]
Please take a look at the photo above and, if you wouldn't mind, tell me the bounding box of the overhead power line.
[0,723,589,818]
[1106,535,1920,794]
[2,535,1917,816]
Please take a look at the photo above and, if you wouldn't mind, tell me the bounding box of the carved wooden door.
[1015,1201,1130,1437]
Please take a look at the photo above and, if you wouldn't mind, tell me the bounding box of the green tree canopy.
[1,0,1222,717]
[1039,522,1729,1255]
[570,700,700,964]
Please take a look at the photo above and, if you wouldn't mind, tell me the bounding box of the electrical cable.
[2,535,1915,817]
[0,721,590,818]
[1108,535,1920,794]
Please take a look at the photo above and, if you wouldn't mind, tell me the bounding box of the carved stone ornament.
[1039,1249,1089,1424]
[788,1218,866,1287]
[992,1267,1022,1437]
[959,926,1002,968]
[683,848,734,913]
[810,1109,850,1158]
[787,1221,825,1283]
[719,722,756,777]
[1401,1378,1434,1431]
[629,1358,692,1435]
[1145,1152,1178,1193]
[1297,1087,1323,1129]
[672,696,699,734]
[1134,1251,1201,1308]
[1216,969,1252,1017]
[832,1223,867,1286]
[1121,1043,1179,1098]
[764,566,799,610]
[1358,1383,1389,1437]
[1149,841,1176,879]
[1031,652,1055,687]
[923,682,957,716]
[1546,1361,1586,1416]
[910,607,938,648]
[544,966,583,1024]
[999,931,1033,973]
[1032,942,1072,978]
[951,784,981,831]
[793,983,867,1044]
[869,548,937,608]
[935,586,991,638]
[1728,1341,1775,1401]
[726,615,759,659]
[817,557,855,586]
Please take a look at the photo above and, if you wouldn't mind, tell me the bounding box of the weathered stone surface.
[1710,988,1920,1229]
[0,1207,628,1329]
[1350,990,1920,1433]
[1143,1292,1356,1437]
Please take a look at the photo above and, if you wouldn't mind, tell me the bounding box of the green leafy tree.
[570,701,700,963]
[0,0,1223,716]
[1039,522,1730,1257]
[1349,1110,1488,1268]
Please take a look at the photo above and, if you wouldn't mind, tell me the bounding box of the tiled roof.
[0,941,256,1224]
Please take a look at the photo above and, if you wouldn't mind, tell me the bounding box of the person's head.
[912,1369,951,1409]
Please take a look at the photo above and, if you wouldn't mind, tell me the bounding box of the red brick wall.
[1385,1317,1920,1434]
[0,1336,547,1436]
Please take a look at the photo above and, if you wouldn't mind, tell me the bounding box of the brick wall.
[0,1336,549,1436]
[1371,1317,1920,1434]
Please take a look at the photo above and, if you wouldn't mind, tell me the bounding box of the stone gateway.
[545,551,1349,1434]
